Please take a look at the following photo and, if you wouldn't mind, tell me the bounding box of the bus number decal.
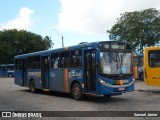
[28,72,41,77]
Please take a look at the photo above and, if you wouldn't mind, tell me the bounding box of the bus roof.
[144,46,160,51]
[15,41,99,58]
[15,41,130,59]
[0,64,14,67]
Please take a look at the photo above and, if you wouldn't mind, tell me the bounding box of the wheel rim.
[74,86,80,97]
[9,74,12,77]
[140,73,144,81]
[72,84,82,100]
[31,85,34,92]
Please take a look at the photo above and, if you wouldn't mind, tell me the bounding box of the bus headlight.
[98,78,111,87]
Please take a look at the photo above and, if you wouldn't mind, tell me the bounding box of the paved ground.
[0,78,160,120]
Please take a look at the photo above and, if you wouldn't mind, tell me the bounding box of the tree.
[107,8,160,53]
[43,36,54,49]
[0,29,53,64]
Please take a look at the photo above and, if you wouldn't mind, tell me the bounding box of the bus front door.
[84,50,96,91]
[22,59,27,86]
[41,56,50,89]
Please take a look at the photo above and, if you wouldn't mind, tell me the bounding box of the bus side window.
[60,51,70,68]
[15,59,22,70]
[34,56,40,69]
[149,51,160,67]
[54,59,59,68]
[2,66,6,71]
[138,56,144,66]
[70,54,75,67]
[51,53,60,69]
[150,57,156,67]
[155,58,160,67]
[7,66,13,70]
[76,55,82,68]
[27,57,34,69]
[70,50,81,68]
[7,66,9,70]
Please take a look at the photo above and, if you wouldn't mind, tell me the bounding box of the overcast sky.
[0,0,160,48]
[58,0,160,34]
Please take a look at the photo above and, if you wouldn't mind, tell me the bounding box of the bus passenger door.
[22,59,27,86]
[84,50,96,91]
[41,56,50,89]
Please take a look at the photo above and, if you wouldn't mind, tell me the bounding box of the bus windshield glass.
[99,52,132,75]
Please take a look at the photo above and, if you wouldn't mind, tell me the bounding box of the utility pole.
[61,36,64,48]
[52,29,64,48]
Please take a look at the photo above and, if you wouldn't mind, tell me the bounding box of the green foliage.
[0,29,53,64]
[107,8,160,53]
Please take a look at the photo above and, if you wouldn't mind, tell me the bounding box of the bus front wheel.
[72,83,83,100]
[29,80,36,93]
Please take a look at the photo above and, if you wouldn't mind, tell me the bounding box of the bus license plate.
[123,80,128,84]
[119,87,125,91]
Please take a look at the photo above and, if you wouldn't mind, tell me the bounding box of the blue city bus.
[14,41,134,100]
[0,64,15,77]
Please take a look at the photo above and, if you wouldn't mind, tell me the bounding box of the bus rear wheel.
[72,83,83,100]
[104,94,111,97]
[29,80,36,93]
[8,73,13,77]
[139,72,144,81]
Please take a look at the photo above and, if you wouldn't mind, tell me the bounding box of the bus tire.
[29,80,36,93]
[104,94,111,97]
[8,73,13,77]
[71,83,83,100]
[139,72,144,81]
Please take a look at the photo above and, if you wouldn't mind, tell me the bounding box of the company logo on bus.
[68,70,83,79]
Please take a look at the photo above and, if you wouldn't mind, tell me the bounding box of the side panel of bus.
[15,71,22,86]
[50,69,66,92]
[144,49,160,86]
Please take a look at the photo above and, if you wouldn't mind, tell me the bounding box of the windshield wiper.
[108,52,117,62]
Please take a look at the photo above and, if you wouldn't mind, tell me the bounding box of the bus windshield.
[99,52,132,75]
